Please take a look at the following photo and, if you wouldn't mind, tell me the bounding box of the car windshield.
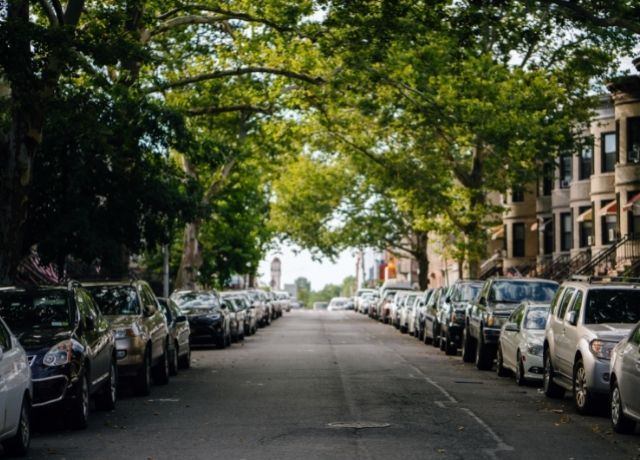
[452,284,482,302]
[0,290,73,331]
[584,289,640,324]
[524,308,549,330]
[489,281,558,304]
[87,286,140,315]
[176,292,220,312]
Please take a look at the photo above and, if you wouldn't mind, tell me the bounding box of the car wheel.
[134,349,152,396]
[573,358,594,414]
[96,360,117,411]
[2,396,30,456]
[461,327,476,363]
[431,325,440,348]
[496,346,509,377]
[445,332,457,356]
[153,343,170,385]
[178,345,191,370]
[515,351,526,386]
[70,372,90,430]
[543,351,565,399]
[169,342,179,376]
[611,380,636,434]
[439,330,446,351]
[475,334,493,370]
[216,332,227,349]
[225,330,232,347]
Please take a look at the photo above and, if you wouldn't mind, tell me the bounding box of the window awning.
[490,225,504,240]
[599,200,617,216]
[577,208,593,223]
[622,192,640,212]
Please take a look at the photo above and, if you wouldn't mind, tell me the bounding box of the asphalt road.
[26,310,640,460]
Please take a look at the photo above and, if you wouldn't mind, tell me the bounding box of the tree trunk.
[175,222,202,290]
[414,230,429,290]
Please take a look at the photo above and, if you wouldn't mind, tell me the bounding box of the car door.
[502,305,523,370]
[621,325,640,416]
[140,286,165,359]
[554,288,578,377]
[77,289,112,390]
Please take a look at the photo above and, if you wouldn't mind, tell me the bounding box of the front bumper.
[481,327,502,345]
[444,324,463,346]
[189,318,225,344]
[114,336,146,377]
[584,355,612,395]
[521,352,544,380]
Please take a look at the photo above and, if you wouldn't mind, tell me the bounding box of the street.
[29,311,640,460]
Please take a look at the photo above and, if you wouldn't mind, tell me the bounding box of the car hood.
[583,323,635,341]
[522,329,545,344]
[14,328,73,352]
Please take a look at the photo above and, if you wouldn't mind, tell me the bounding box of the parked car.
[399,292,419,333]
[86,281,170,396]
[414,289,434,340]
[464,277,558,370]
[328,297,351,311]
[313,302,328,310]
[358,292,377,315]
[1,284,117,429]
[173,291,231,349]
[610,321,640,433]
[438,280,483,355]
[355,289,377,313]
[265,291,282,319]
[220,295,245,342]
[0,316,32,456]
[222,292,258,336]
[424,287,447,347]
[543,279,640,414]
[496,302,549,385]
[246,290,271,326]
[387,291,410,326]
[275,291,292,313]
[157,298,191,374]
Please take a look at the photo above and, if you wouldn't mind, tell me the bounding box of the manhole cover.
[328,421,391,429]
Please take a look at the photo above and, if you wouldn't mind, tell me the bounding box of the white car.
[0,316,32,456]
[610,321,640,434]
[399,293,419,333]
[328,297,350,311]
[497,303,549,385]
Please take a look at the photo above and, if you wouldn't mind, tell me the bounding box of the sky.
[258,244,357,291]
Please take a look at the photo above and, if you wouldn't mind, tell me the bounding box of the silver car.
[610,322,640,433]
[497,303,549,385]
[543,279,640,414]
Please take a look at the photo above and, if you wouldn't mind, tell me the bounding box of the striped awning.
[622,192,640,212]
[599,200,617,216]
[577,208,593,222]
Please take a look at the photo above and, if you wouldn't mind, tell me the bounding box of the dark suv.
[464,277,558,370]
[0,283,117,429]
[438,280,483,355]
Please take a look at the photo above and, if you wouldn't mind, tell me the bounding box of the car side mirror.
[176,315,187,323]
[567,311,578,326]
[144,304,156,317]
[504,322,519,333]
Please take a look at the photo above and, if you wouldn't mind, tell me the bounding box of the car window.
[565,290,583,324]
[524,307,548,330]
[510,305,524,324]
[0,320,11,351]
[0,290,74,331]
[557,288,575,319]
[88,286,141,316]
[550,287,564,316]
[630,325,640,345]
[452,283,482,302]
[488,280,558,303]
[76,289,98,327]
[584,289,640,324]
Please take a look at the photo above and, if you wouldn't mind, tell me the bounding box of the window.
[543,221,554,255]
[601,200,617,245]
[565,290,583,325]
[557,287,576,319]
[602,132,617,173]
[627,117,640,163]
[550,287,564,317]
[542,162,553,195]
[560,212,572,251]
[512,187,524,203]
[579,143,593,180]
[513,223,525,257]
[559,155,572,188]
[578,206,592,248]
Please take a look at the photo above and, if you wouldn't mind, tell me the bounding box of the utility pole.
[163,244,170,298]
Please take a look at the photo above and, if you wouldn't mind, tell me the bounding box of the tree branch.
[184,104,273,116]
[539,0,640,34]
[145,15,228,43]
[63,0,84,26]
[147,67,324,93]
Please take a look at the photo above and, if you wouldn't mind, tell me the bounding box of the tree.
[294,276,311,305]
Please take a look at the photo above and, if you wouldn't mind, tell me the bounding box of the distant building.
[270,257,281,290]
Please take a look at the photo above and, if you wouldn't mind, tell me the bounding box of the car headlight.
[114,325,140,338]
[486,314,495,327]
[589,340,617,360]
[526,344,543,356]
[43,339,83,367]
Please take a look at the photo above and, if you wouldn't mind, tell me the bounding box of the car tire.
[431,325,440,348]
[216,332,227,349]
[444,332,456,356]
[70,372,90,430]
[461,327,476,363]
[475,334,493,371]
[515,351,526,386]
[178,346,191,370]
[496,346,509,377]
[2,396,30,456]
[96,360,117,411]
[439,330,446,351]
[153,343,170,385]
[543,351,565,399]
[611,380,636,434]
[169,342,179,376]
[573,358,594,415]
[134,349,152,396]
